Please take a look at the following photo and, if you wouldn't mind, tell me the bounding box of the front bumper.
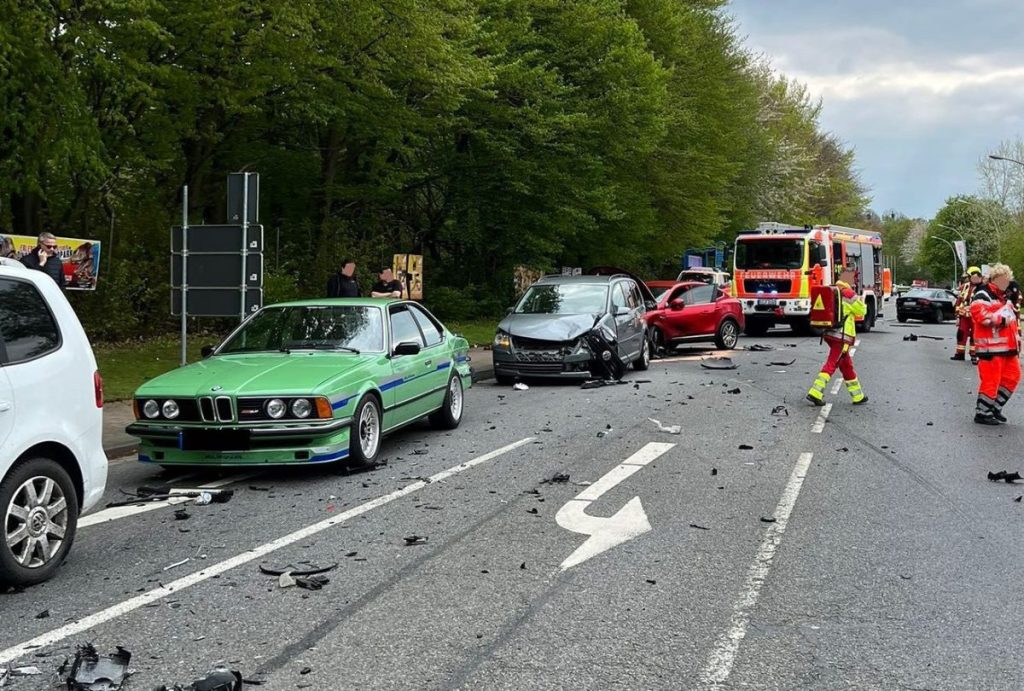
[492,349,593,379]
[128,417,353,466]
[739,297,810,317]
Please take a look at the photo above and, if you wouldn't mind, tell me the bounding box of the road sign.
[171,253,263,288]
[171,225,263,253]
[172,287,262,317]
[227,173,259,224]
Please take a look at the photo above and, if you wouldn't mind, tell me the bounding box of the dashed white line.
[0,438,536,666]
[697,451,814,689]
[810,403,832,433]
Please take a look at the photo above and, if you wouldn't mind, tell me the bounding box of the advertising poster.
[392,253,423,300]
[1,233,102,290]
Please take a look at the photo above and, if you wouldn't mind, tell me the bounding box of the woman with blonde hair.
[970,263,1020,424]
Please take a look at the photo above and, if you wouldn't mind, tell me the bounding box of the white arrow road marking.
[0,438,535,667]
[697,451,814,689]
[555,442,675,570]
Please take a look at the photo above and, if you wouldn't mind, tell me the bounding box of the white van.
[0,258,106,586]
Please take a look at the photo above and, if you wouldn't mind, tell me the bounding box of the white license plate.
[757,299,778,306]
[903,300,916,305]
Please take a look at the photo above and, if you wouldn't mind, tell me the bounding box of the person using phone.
[20,232,66,290]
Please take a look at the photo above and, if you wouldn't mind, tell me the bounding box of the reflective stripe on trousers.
[844,378,866,403]
[807,371,830,401]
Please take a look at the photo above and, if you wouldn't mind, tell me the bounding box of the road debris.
[711,468,718,476]
[278,571,297,588]
[689,524,709,530]
[106,488,234,509]
[596,424,613,438]
[581,379,627,389]
[738,444,754,450]
[296,574,330,590]
[903,334,919,342]
[173,508,190,521]
[769,359,796,366]
[35,609,49,619]
[747,344,775,352]
[61,644,131,690]
[513,382,529,391]
[727,387,741,394]
[163,558,190,571]
[760,517,777,523]
[917,335,945,340]
[259,562,338,577]
[648,418,681,434]
[1016,496,1022,503]
[988,470,1022,483]
[153,666,244,691]
[771,405,789,417]
[701,357,737,370]
[403,535,429,546]
[543,473,571,484]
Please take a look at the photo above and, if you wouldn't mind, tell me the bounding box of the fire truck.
[732,222,890,337]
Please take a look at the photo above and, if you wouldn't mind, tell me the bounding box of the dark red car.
[645,281,745,352]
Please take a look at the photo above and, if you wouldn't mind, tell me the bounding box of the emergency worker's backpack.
[810,285,844,329]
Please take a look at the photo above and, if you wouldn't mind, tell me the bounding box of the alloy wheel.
[358,400,381,459]
[5,476,68,569]
[449,377,464,421]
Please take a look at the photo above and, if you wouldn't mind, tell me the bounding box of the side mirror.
[393,341,422,356]
[669,299,685,311]
[506,306,514,315]
[201,345,216,358]
[819,260,828,268]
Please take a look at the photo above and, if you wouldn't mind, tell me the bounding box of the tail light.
[918,299,932,306]
[94,371,104,408]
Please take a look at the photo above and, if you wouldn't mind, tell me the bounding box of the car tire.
[430,375,465,430]
[651,328,667,357]
[494,373,515,386]
[0,457,79,587]
[857,304,874,333]
[715,319,740,349]
[633,334,651,370]
[897,312,907,323]
[348,394,383,469]
[933,307,943,324]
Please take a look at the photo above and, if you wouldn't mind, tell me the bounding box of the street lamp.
[930,235,959,288]
[989,154,1024,168]
[936,223,967,268]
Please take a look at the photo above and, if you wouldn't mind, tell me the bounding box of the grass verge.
[94,335,212,402]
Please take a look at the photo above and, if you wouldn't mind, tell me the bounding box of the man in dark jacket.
[20,232,65,290]
[326,259,360,298]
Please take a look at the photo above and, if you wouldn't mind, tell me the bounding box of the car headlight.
[291,398,312,419]
[143,399,160,419]
[266,398,286,419]
[162,399,180,419]
[494,331,511,349]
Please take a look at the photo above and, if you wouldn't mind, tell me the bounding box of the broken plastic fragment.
[403,535,429,545]
[296,575,330,590]
[701,357,737,370]
[259,563,338,577]
[648,418,681,435]
[513,382,529,391]
[747,344,775,352]
[771,405,789,417]
[62,644,131,691]
[738,444,754,450]
[689,524,709,530]
[279,571,296,588]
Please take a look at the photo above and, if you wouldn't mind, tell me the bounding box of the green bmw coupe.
[127,299,471,468]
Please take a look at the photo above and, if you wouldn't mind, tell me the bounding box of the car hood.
[134,353,382,397]
[498,313,604,342]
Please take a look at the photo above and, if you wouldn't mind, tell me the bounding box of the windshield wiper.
[283,343,361,354]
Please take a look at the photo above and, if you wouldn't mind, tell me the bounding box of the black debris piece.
[711,468,718,476]
[300,667,312,675]
[62,644,131,691]
[248,486,272,492]
[258,563,338,577]
[771,405,789,417]
[543,473,571,484]
[403,535,429,546]
[689,524,709,530]
[527,508,539,515]
[105,488,234,509]
[988,470,1008,482]
[153,666,244,691]
[738,444,754,450]
[926,422,934,426]
[727,388,741,395]
[902,334,919,341]
[173,508,190,521]
[769,360,797,366]
[701,357,737,370]
[1016,496,1023,503]
[581,379,628,390]
[760,517,777,523]
[917,335,944,341]
[748,344,775,352]
[1006,472,1022,484]
[646,579,657,585]
[520,562,527,570]
[524,488,541,495]
[410,449,428,456]
[584,325,627,381]
[345,551,358,558]
[35,609,50,619]
[296,575,330,591]
[837,447,849,452]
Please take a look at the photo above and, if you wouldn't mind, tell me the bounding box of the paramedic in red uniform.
[952,266,983,363]
[970,263,1020,425]
[807,265,868,406]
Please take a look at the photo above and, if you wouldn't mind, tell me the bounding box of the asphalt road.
[3,314,1023,690]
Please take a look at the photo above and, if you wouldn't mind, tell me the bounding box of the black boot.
[975,413,1000,425]
[951,354,965,361]
[993,409,1008,423]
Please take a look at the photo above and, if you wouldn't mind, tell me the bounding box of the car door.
[610,281,639,359]
[408,304,450,411]
[684,284,718,336]
[660,285,693,340]
[0,361,13,449]
[386,304,430,429]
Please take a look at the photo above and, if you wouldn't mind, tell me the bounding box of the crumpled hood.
[135,353,379,397]
[498,313,604,342]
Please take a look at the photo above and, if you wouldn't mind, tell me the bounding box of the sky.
[727,0,1024,219]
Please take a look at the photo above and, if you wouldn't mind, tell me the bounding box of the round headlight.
[143,400,160,419]
[291,398,312,419]
[162,399,180,419]
[266,398,286,419]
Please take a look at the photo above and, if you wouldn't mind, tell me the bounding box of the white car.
[0,258,106,586]
[676,267,731,287]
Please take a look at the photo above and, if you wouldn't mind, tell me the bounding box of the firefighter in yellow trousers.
[807,265,868,406]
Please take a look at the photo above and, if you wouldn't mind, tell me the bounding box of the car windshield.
[904,289,936,298]
[219,305,384,354]
[734,239,806,270]
[516,284,608,315]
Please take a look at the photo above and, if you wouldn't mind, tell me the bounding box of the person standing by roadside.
[807,265,868,407]
[952,267,983,363]
[327,259,360,298]
[20,232,65,289]
[971,263,1020,425]
[370,267,404,298]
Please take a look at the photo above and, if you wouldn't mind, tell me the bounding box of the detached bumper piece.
[584,329,625,381]
[63,644,131,690]
[153,666,244,691]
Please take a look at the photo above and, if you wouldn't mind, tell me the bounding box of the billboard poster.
[392,253,423,300]
[1,233,102,290]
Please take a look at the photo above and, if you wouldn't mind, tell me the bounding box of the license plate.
[756,299,778,306]
[180,429,251,451]
[903,300,916,305]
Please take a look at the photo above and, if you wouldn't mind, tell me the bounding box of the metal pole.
[180,186,188,367]
[240,173,249,322]
[930,236,957,289]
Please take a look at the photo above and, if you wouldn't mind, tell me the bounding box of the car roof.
[0,258,49,287]
[267,298,404,308]
[534,275,621,285]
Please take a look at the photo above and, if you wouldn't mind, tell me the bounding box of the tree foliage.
[0,0,869,337]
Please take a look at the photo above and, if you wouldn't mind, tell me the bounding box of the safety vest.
[969,283,1020,357]
[823,281,866,347]
[955,281,977,318]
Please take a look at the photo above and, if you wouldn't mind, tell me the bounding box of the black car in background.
[896,288,957,323]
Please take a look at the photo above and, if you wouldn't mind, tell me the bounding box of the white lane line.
[830,377,843,395]
[79,473,261,528]
[0,438,535,666]
[697,451,814,689]
[810,403,832,433]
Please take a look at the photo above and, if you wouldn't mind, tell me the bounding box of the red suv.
[645,281,745,353]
